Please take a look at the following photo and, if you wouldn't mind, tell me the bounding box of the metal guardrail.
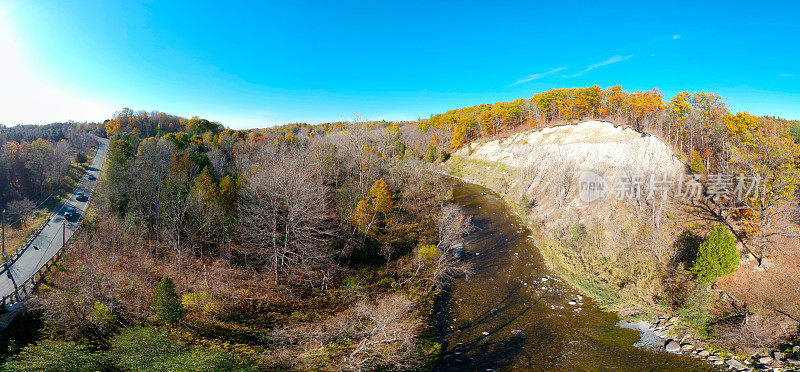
[0,218,50,273]
[0,143,99,272]
[0,142,101,310]
[0,221,82,309]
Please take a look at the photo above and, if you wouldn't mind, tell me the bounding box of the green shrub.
[110,327,180,371]
[689,151,706,173]
[691,226,739,283]
[182,291,220,316]
[676,284,713,332]
[75,152,88,164]
[168,349,247,372]
[403,148,417,160]
[518,195,533,214]
[93,301,117,328]
[109,326,251,372]
[5,339,102,371]
[416,244,438,262]
[568,222,586,244]
[341,276,361,292]
[153,276,184,324]
[438,150,449,162]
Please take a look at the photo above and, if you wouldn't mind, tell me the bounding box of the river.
[436,182,716,371]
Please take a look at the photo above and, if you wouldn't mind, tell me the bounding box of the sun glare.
[0,6,109,125]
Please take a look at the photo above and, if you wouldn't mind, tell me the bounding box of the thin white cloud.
[586,55,632,71]
[778,73,795,77]
[672,34,681,40]
[561,55,633,78]
[511,67,567,86]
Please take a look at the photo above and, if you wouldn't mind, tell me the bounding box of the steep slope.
[451,120,686,228]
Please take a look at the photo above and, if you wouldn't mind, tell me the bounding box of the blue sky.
[1,0,798,128]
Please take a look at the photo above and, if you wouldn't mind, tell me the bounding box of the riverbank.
[436,180,714,371]
[442,160,800,371]
[440,120,800,371]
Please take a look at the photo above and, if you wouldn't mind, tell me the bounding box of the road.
[0,136,109,305]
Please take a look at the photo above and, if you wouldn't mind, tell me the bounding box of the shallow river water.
[436,182,716,371]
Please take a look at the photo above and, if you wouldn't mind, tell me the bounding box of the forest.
[0,122,97,252]
[0,108,471,371]
[0,86,799,371]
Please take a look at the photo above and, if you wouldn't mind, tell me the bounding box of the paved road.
[0,137,109,304]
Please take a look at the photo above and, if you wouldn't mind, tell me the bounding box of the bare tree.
[129,138,173,238]
[159,155,199,290]
[207,147,228,179]
[52,140,73,189]
[268,294,423,371]
[345,294,422,370]
[237,151,336,287]
[7,198,35,227]
[379,243,394,268]
[428,204,474,288]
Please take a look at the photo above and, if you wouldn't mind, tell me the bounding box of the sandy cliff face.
[452,120,687,226]
[456,120,684,175]
[446,120,693,312]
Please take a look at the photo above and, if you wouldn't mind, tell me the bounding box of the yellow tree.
[669,91,692,150]
[479,111,494,136]
[627,89,663,131]
[724,111,759,136]
[604,85,628,118]
[728,116,800,262]
[370,178,393,218]
[353,178,394,233]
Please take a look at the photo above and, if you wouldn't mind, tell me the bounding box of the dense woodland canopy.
[0,106,471,370]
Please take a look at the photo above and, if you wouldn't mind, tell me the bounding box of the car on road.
[64,206,76,220]
[87,173,96,181]
[76,191,85,201]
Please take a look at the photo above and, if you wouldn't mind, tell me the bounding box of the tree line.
[0,123,96,224]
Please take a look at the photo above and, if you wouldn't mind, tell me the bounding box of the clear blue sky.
[1,0,798,128]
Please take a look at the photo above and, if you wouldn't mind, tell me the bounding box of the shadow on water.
[435,182,718,371]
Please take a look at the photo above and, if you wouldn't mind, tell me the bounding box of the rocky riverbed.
[436,182,715,371]
[624,315,800,371]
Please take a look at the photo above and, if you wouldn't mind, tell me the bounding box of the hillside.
[452,120,685,224]
[444,118,800,368]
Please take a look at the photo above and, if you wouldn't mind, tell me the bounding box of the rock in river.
[665,340,680,353]
[725,358,748,371]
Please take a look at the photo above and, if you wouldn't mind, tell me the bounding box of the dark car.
[76,191,85,201]
[87,173,96,181]
[64,206,76,219]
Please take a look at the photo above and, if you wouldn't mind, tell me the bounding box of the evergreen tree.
[153,276,184,324]
[425,145,437,163]
[689,151,706,173]
[790,122,800,143]
[691,226,739,283]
